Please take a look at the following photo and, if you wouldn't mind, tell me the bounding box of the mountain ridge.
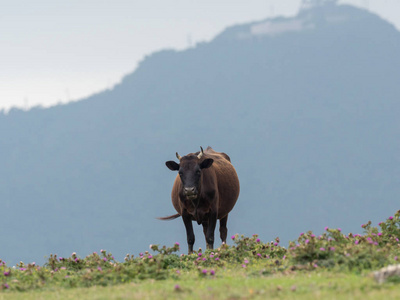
[1,3,399,265]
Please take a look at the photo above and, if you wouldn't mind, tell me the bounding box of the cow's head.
[166,147,214,200]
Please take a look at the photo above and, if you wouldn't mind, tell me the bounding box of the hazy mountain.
[1,3,399,265]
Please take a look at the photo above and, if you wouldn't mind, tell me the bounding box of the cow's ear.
[166,161,180,171]
[200,158,213,169]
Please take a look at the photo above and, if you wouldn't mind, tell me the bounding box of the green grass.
[2,211,400,299]
[1,271,400,300]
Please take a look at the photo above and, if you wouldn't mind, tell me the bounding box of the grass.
[1,271,400,300]
[2,211,400,299]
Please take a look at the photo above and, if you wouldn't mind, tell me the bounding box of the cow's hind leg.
[219,215,228,244]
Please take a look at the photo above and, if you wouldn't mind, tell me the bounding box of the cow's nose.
[184,187,197,195]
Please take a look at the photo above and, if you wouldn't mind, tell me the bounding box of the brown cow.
[160,146,240,254]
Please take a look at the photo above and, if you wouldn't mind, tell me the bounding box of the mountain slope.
[1,3,399,265]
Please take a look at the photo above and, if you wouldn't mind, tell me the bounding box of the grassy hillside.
[3,273,400,300]
[1,211,400,299]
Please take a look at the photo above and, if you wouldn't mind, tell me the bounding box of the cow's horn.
[176,152,182,160]
[197,146,204,159]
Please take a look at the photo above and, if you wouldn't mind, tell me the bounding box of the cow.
[159,146,240,254]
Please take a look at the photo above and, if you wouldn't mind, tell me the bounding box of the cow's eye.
[179,172,183,176]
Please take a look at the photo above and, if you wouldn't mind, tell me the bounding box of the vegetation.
[2,3,399,267]
[2,211,400,299]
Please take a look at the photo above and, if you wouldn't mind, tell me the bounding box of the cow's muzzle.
[183,187,198,200]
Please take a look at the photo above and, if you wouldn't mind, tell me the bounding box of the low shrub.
[1,211,400,292]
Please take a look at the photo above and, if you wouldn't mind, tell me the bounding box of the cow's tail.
[157,213,181,221]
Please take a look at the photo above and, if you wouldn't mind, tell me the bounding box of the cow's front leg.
[206,211,217,250]
[219,214,228,244]
[182,211,195,254]
[202,221,208,238]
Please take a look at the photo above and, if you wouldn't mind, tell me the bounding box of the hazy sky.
[1,0,399,111]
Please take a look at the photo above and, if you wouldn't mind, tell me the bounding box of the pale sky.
[1,0,399,112]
